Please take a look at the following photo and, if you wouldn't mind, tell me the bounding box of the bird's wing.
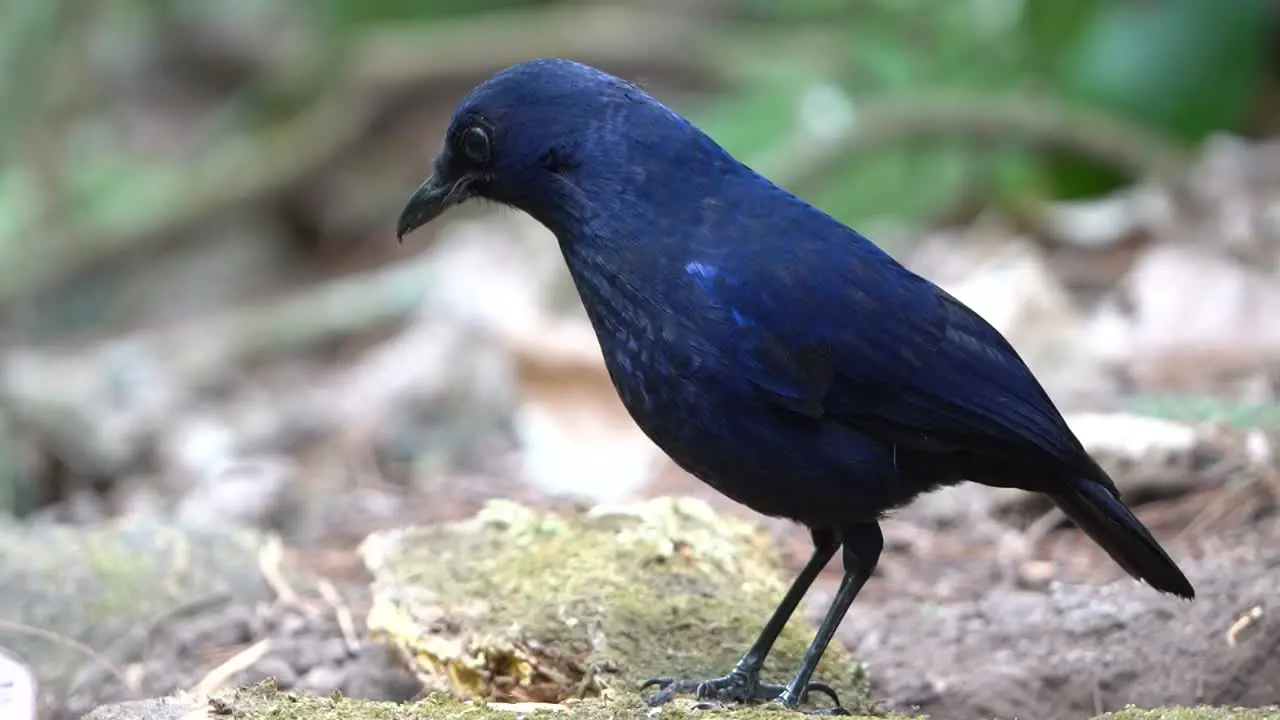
[684,257,927,417]
[850,287,1087,466]
[685,251,1085,468]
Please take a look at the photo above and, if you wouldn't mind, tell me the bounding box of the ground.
[647,465,1280,720]
[19,458,1277,720]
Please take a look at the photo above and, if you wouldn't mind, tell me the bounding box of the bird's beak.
[395,173,468,242]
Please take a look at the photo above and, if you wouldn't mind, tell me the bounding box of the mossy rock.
[83,681,1277,720]
[358,497,872,712]
[87,681,896,720]
[0,518,280,701]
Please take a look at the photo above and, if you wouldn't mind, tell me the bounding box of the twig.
[65,593,232,700]
[0,618,137,696]
[257,536,299,607]
[188,639,272,696]
[316,579,360,654]
[2,5,715,309]
[1,92,377,310]
[1,253,441,466]
[1091,669,1105,717]
[761,94,1192,196]
[1022,506,1067,549]
[1177,474,1264,542]
[349,5,706,91]
[1226,605,1264,647]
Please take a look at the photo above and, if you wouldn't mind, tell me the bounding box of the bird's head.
[396,58,722,241]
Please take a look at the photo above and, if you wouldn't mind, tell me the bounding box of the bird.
[395,58,1194,714]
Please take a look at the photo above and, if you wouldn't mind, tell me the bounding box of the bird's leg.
[774,522,883,716]
[641,528,841,708]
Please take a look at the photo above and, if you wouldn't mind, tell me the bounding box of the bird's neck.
[523,143,742,337]
[557,229,657,334]
[531,174,673,303]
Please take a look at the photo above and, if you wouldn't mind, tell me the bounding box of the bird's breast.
[561,246,752,465]
[579,297,723,441]
[594,314,702,424]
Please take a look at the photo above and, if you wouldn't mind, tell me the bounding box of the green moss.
[193,681,905,720]
[1096,706,1280,720]
[359,497,872,713]
[84,682,1276,720]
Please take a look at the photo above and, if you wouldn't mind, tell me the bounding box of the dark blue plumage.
[396,58,1194,713]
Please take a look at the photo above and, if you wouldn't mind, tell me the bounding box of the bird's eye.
[459,126,491,164]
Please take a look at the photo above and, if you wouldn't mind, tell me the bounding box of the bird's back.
[583,176,1191,596]
[680,168,1094,483]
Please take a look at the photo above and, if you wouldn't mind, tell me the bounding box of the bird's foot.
[641,672,842,711]
[771,686,851,715]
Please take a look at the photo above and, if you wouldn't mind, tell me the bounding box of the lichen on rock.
[94,680,896,720]
[358,497,872,712]
[83,681,1277,720]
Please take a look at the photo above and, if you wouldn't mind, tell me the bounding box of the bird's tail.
[1048,480,1194,599]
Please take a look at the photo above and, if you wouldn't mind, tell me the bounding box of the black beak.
[395,174,469,241]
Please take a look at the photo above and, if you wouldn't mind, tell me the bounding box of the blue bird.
[396,58,1194,714]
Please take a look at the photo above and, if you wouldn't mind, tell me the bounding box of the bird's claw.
[641,675,746,707]
[787,681,842,708]
[641,673,843,711]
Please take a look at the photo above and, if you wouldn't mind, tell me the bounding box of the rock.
[174,455,300,532]
[83,694,207,720]
[0,645,36,720]
[1095,243,1280,392]
[84,681,1272,719]
[337,645,422,702]
[0,518,284,716]
[358,497,872,709]
[88,681,890,719]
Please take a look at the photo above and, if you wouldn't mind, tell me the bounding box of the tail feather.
[1048,480,1194,599]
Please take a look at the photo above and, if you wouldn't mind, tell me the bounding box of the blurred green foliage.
[0,0,1274,254]
[322,0,536,26]
[1128,395,1280,430]
[1057,0,1267,142]
[1047,0,1269,197]
[697,0,1273,222]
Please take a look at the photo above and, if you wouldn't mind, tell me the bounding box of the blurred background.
[2,0,1279,718]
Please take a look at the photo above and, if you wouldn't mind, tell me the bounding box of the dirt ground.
[48,452,1278,720]
[647,465,1280,719]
